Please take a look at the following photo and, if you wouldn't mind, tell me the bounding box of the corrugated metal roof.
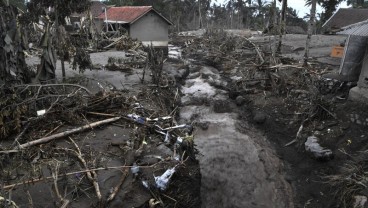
[96,6,172,25]
[338,19,368,36]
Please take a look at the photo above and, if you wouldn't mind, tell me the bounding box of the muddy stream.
[24,47,294,207]
[175,61,293,208]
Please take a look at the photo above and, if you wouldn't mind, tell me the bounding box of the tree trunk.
[198,0,203,29]
[303,0,317,66]
[276,0,287,54]
[61,58,66,80]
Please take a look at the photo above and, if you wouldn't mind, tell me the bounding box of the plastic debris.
[305,136,333,160]
[353,195,367,208]
[176,137,183,144]
[127,114,145,124]
[131,163,140,175]
[164,132,170,143]
[154,167,176,190]
[37,109,46,116]
[142,180,149,189]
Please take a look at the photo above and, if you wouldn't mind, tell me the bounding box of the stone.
[157,144,173,157]
[213,100,232,113]
[196,122,209,130]
[253,111,267,124]
[349,87,368,103]
[235,96,246,106]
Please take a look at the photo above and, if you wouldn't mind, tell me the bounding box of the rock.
[305,136,333,161]
[213,100,232,113]
[228,91,240,100]
[235,96,245,106]
[196,121,209,130]
[253,111,267,124]
[157,144,173,157]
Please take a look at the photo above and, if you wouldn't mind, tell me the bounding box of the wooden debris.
[16,117,121,149]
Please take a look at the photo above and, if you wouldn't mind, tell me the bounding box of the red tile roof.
[97,6,172,25]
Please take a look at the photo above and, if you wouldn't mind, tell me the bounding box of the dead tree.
[304,0,317,66]
[144,46,164,85]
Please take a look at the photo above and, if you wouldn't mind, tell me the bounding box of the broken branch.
[107,168,129,203]
[16,117,121,149]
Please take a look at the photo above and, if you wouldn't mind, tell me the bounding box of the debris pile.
[0,82,200,207]
[181,29,264,70]
[116,35,143,51]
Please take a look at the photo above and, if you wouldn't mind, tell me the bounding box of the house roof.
[97,6,172,25]
[337,19,368,36]
[322,8,368,29]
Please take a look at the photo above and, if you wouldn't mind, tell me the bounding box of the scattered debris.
[0,74,199,207]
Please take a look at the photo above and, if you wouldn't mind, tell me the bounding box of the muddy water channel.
[176,62,294,208]
[23,48,294,207]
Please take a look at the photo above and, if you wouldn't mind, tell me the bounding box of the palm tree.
[277,0,287,54]
[305,0,344,22]
[304,0,317,66]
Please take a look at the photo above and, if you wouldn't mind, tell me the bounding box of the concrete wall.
[340,35,367,81]
[129,11,169,47]
[348,43,368,103]
[358,47,368,88]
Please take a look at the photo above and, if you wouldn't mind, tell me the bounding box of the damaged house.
[337,20,368,102]
[96,6,172,49]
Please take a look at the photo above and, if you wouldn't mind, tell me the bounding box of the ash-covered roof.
[97,6,172,25]
[338,19,368,36]
[322,8,368,29]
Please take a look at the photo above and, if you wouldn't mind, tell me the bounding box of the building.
[96,6,173,48]
[337,20,368,102]
[322,8,368,34]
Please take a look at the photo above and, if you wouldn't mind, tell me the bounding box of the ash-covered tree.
[8,0,26,10]
[0,0,30,84]
[26,0,91,82]
[346,0,368,7]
